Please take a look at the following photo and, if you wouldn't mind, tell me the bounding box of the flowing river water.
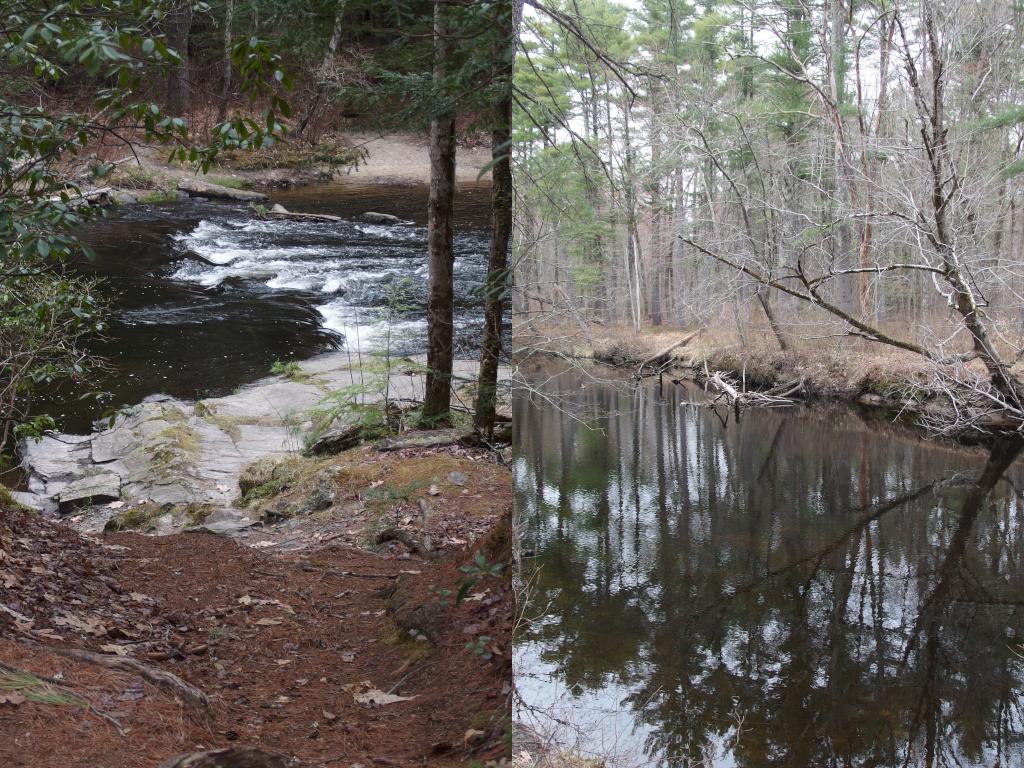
[514,360,1024,768]
[46,182,492,433]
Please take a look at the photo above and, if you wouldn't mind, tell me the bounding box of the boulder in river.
[358,211,403,225]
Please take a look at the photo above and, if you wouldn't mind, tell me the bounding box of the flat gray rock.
[18,352,509,537]
[58,472,122,513]
[188,518,257,537]
[10,491,57,515]
[91,426,136,463]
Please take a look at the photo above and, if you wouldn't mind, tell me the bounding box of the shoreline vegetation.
[516,323,1024,444]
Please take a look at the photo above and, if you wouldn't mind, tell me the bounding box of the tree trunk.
[756,288,790,352]
[166,0,193,116]
[322,0,348,73]
[422,0,457,424]
[216,0,234,122]
[474,0,518,437]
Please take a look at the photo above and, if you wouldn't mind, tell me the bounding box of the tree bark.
[216,0,234,122]
[422,0,457,424]
[166,0,193,116]
[322,0,348,73]
[756,288,790,352]
[474,0,518,437]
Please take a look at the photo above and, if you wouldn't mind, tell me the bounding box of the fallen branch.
[635,330,701,375]
[375,428,474,452]
[765,376,807,399]
[703,367,800,409]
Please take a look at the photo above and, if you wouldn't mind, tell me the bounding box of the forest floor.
[0,440,512,768]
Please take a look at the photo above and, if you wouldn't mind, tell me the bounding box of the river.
[514,360,1024,767]
[45,182,492,433]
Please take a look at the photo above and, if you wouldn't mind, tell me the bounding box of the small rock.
[307,421,363,456]
[190,519,257,537]
[447,471,469,486]
[307,484,334,511]
[109,190,139,205]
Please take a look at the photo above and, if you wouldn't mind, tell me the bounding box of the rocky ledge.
[18,354,508,535]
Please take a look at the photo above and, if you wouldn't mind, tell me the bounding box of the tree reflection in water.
[514,362,1024,767]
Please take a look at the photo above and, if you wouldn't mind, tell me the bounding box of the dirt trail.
[0,445,512,767]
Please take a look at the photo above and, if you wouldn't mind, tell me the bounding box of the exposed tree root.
[158,747,296,768]
[46,646,210,716]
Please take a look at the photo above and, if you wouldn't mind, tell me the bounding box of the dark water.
[45,182,491,432]
[514,361,1024,768]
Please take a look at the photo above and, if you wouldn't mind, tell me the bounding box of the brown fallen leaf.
[0,693,26,706]
[52,613,106,636]
[255,618,282,626]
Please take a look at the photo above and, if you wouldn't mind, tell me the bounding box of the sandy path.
[340,131,492,185]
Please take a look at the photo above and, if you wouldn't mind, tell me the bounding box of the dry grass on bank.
[515,319,946,405]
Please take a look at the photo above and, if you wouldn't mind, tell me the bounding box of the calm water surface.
[46,182,491,432]
[514,361,1024,767]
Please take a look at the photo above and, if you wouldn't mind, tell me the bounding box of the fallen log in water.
[263,203,343,222]
[48,186,114,206]
[703,366,803,408]
[177,177,269,201]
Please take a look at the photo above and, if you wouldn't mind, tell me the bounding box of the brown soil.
[0,447,511,768]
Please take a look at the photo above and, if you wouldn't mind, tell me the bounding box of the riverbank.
[516,324,1020,439]
[16,353,510,527]
[91,131,492,204]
